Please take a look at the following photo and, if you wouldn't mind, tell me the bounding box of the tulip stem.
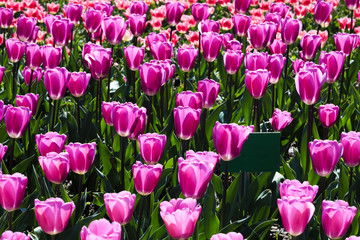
[327,83,331,103]
[8,138,15,174]
[201,109,208,150]
[133,70,136,102]
[339,64,346,106]
[8,211,12,231]
[28,69,34,93]
[76,97,81,133]
[12,62,17,100]
[136,196,146,239]
[77,174,82,206]
[181,140,189,158]
[321,177,326,200]
[281,46,290,109]
[107,46,114,102]
[227,74,232,121]
[350,10,354,34]
[184,72,187,91]
[121,136,127,190]
[305,104,314,179]
[160,86,164,129]
[272,84,276,113]
[221,161,229,228]
[198,34,201,80]
[51,100,57,131]
[254,99,261,132]
[56,184,61,197]
[349,167,353,203]
[99,79,103,128]
[316,24,321,35]
[208,61,212,79]
[146,96,152,133]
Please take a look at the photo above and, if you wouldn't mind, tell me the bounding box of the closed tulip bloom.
[52,18,74,47]
[347,237,360,240]
[138,133,167,164]
[345,0,360,9]
[85,47,113,80]
[314,0,333,27]
[28,26,39,44]
[186,150,220,166]
[80,219,121,240]
[112,102,147,138]
[245,52,269,71]
[281,17,302,45]
[6,39,26,63]
[268,54,286,84]
[102,101,117,126]
[140,62,164,96]
[104,191,136,225]
[34,198,75,235]
[174,106,201,140]
[319,104,339,128]
[0,66,4,85]
[265,22,278,47]
[124,46,145,71]
[128,108,147,141]
[334,33,359,56]
[16,15,36,42]
[0,100,7,122]
[0,173,27,212]
[234,0,252,14]
[295,68,326,105]
[41,46,62,69]
[102,16,128,45]
[132,161,163,195]
[245,69,271,99]
[130,1,148,15]
[200,20,220,33]
[192,3,212,23]
[279,179,319,202]
[322,200,357,239]
[224,50,244,75]
[201,32,222,62]
[16,93,39,116]
[35,132,67,156]
[150,41,173,60]
[23,67,43,86]
[147,33,167,48]
[44,14,61,34]
[1,231,30,240]
[269,3,290,18]
[0,144,8,163]
[0,7,13,28]
[177,47,198,72]
[211,232,244,240]
[269,39,287,55]
[166,2,185,26]
[293,59,306,75]
[225,40,243,51]
[248,23,269,50]
[309,140,343,177]
[128,14,146,37]
[270,109,293,131]
[94,2,114,16]
[5,106,31,139]
[25,44,42,69]
[213,122,254,161]
[64,3,83,24]
[277,197,315,236]
[222,33,234,48]
[319,51,345,83]
[265,13,282,27]
[340,131,360,167]
[300,34,322,60]
[176,91,204,109]
[85,9,104,33]
[232,14,251,37]
[159,60,175,86]
[44,67,69,100]
[68,72,91,98]
[160,198,202,240]
[82,43,103,69]
[39,152,70,184]
[197,79,220,109]
[65,142,96,175]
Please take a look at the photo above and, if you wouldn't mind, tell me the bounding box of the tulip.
[319,51,345,83]
[23,67,43,86]
[197,79,220,109]
[322,200,357,239]
[177,47,198,72]
[65,142,96,175]
[85,47,113,80]
[245,69,271,99]
[174,106,201,140]
[279,179,319,202]
[44,15,62,34]
[225,40,243,51]
[0,7,13,29]
[16,15,36,42]
[25,44,42,70]
[345,0,360,9]
[102,16,128,45]
[265,13,282,27]
[34,198,75,235]
[265,22,278,47]
[281,17,302,45]
[85,9,104,34]
[224,50,244,75]
[269,39,287,55]
[232,14,251,37]
[132,161,163,195]
[124,46,145,71]
[334,33,359,56]
[82,43,103,69]
[38,152,70,184]
[150,41,173,60]
[347,237,360,240]
[128,108,147,141]
[234,0,252,14]
[314,0,333,27]
[52,18,74,47]
[128,14,147,37]
[80,219,122,240]
[269,3,291,18]
[300,34,322,60]
[222,33,234,47]
[213,121,254,161]
[130,1,149,15]
[138,133,167,164]
[16,93,39,116]
[0,66,4,85]
[309,140,343,177]
[5,39,26,63]
[192,3,212,23]
[178,151,218,199]
[176,91,204,109]
[166,2,185,26]
[0,100,7,122]
[1,231,30,240]
[210,233,244,240]
[0,144,8,163]
[102,101,117,126]
[94,2,114,16]
[146,33,167,47]
[319,104,339,128]
[245,52,269,71]
[35,132,67,156]
[248,23,270,50]
[0,173,27,212]
[44,67,69,100]
[158,60,175,86]
[268,54,286,84]
[64,3,83,24]
[139,62,164,96]
[340,131,360,167]
[270,109,293,131]
[201,32,222,62]
[5,106,31,139]
[200,20,220,33]
[68,72,91,98]
[104,191,136,225]
[277,197,315,236]
[41,46,62,69]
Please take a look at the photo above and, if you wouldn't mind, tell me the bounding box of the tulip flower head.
[279,179,319,202]
[340,131,360,167]
[0,173,28,212]
[270,109,293,131]
[104,191,136,225]
[65,142,96,175]
[80,219,122,240]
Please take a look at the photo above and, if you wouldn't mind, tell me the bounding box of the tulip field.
[2,0,360,239]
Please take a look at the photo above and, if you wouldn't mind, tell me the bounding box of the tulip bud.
[124,46,145,71]
[234,0,252,14]
[65,142,96,175]
[102,16,128,45]
[64,3,83,24]
[68,72,91,98]
[166,2,185,26]
[245,69,271,99]
[200,19,220,33]
[192,3,212,23]
[22,67,43,86]
[16,15,37,42]
[39,152,70,184]
[130,1,149,15]
[0,100,8,122]
[128,14,147,37]
[138,133,167,164]
[176,91,204,109]
[44,15,62,34]
[319,51,345,83]
[35,131,67,156]
[279,179,319,202]
[25,43,42,70]
[5,106,31,139]
[104,191,136,225]
[201,32,223,62]
[270,109,293,131]
[41,46,62,69]
[224,50,244,75]
[174,106,201,140]
[334,33,359,56]
[300,34,322,60]
[80,219,121,240]
[44,67,70,100]
[318,104,339,128]
[248,23,270,50]
[345,0,360,10]
[140,62,164,96]
[85,9,104,34]
[16,93,39,116]
[197,79,220,109]
[5,38,26,63]
[132,161,163,195]
[102,101,118,126]
[269,39,287,55]
[150,41,173,60]
[314,0,333,27]
[177,47,198,72]
[0,173,27,212]
[0,7,13,29]
[340,131,360,167]
[245,52,269,71]
[232,14,251,37]
[268,54,286,84]
[0,144,8,163]
[94,2,114,16]
[269,3,290,18]
[281,17,302,45]
[52,18,74,47]
[85,47,113,80]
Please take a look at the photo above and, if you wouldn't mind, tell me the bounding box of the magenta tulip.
[80,219,122,240]
[82,43,103,69]
[44,67,69,100]
[0,7,13,29]
[147,33,167,47]
[85,47,113,80]
[128,108,147,141]
[104,191,136,225]
[166,2,185,26]
[197,79,220,109]
[132,161,163,195]
[248,23,270,50]
[25,44,42,69]
[176,91,204,109]
[64,3,83,24]
[245,52,269,71]
[94,2,114,16]
[269,39,287,55]
[0,66,4,85]
[138,133,167,164]
[270,109,293,131]
[211,233,244,240]
[16,93,39,116]
[0,144,8,163]
[200,19,220,33]
[234,0,252,14]
[102,16,128,45]
[224,50,244,75]
[65,142,96,175]
[340,132,360,167]
[265,12,282,27]
[34,198,75,235]
[52,18,74,47]
[319,51,345,83]
[334,33,359,56]
[300,34,322,60]
[5,106,31,139]
[1,231,30,240]
[38,152,70,184]
[41,45,62,69]
[201,32,222,62]
[293,59,305,75]
[68,72,91,98]
[16,15,36,42]
[5,39,26,63]
[279,179,319,202]
[347,236,360,240]
[268,54,286,84]
[0,173,27,212]
[44,14,61,34]
[281,17,302,45]
[139,62,164,96]
[130,1,149,15]
[269,2,291,18]
[314,0,333,27]
[319,104,339,128]
[35,132,67,156]
[192,3,212,23]
[102,101,117,126]
[150,41,173,60]
[232,14,251,37]
[0,100,7,123]
[177,47,198,72]
[345,0,360,9]
[85,9,104,34]
[245,69,271,99]
[174,106,201,140]
[124,46,145,71]
[128,14,146,37]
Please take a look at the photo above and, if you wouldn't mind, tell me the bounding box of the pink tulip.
[166,2,185,26]
[177,47,198,72]
[68,72,91,98]
[44,14,62,34]
[319,51,345,83]
[213,121,254,161]
[314,0,333,27]
[104,191,136,225]
[132,161,163,195]
[245,69,271,99]
[85,47,113,80]
[16,15,37,42]
[94,2,114,16]
[35,132,67,156]
[269,3,290,18]
[16,93,39,116]
[340,131,360,167]
[269,39,287,55]
[345,0,360,9]
[160,198,202,239]
[1,231,30,240]
[23,67,43,86]
[150,41,173,60]
[245,52,269,71]
[102,101,117,126]
[319,104,339,128]
[0,144,8,163]
[270,109,293,131]
[0,66,4,85]
[65,142,96,175]
[322,200,357,239]
[232,14,251,37]
[197,79,220,109]
[139,62,164,96]
[44,67,69,100]
[347,237,360,240]
[200,20,220,33]
[128,108,147,141]
[102,16,128,45]
[5,39,26,63]
[0,173,27,212]
[52,18,74,47]
[265,12,282,27]
[34,198,75,235]
[293,59,305,75]
[281,17,302,45]
[176,91,204,109]
[158,60,175,86]
[5,106,31,139]
[0,100,7,122]
[41,45,62,69]
[265,22,278,47]
[147,33,167,48]
[138,133,167,164]
[38,152,70,184]
[224,50,244,75]
[25,44,42,70]
[279,179,319,202]
[222,33,234,48]
[85,9,104,34]
[174,106,201,140]
[201,32,223,62]
[124,46,145,71]
[130,1,149,15]
[334,33,359,56]
[248,23,270,50]
[192,3,212,23]
[277,197,315,236]
[82,43,103,69]
[309,140,343,177]
[0,7,13,29]
[128,14,146,37]
[300,34,322,60]
[234,0,252,14]
[210,232,244,240]
[268,54,286,84]
[64,3,83,24]
[80,219,122,240]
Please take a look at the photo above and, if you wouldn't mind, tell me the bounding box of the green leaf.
[204,182,220,239]
[99,141,112,175]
